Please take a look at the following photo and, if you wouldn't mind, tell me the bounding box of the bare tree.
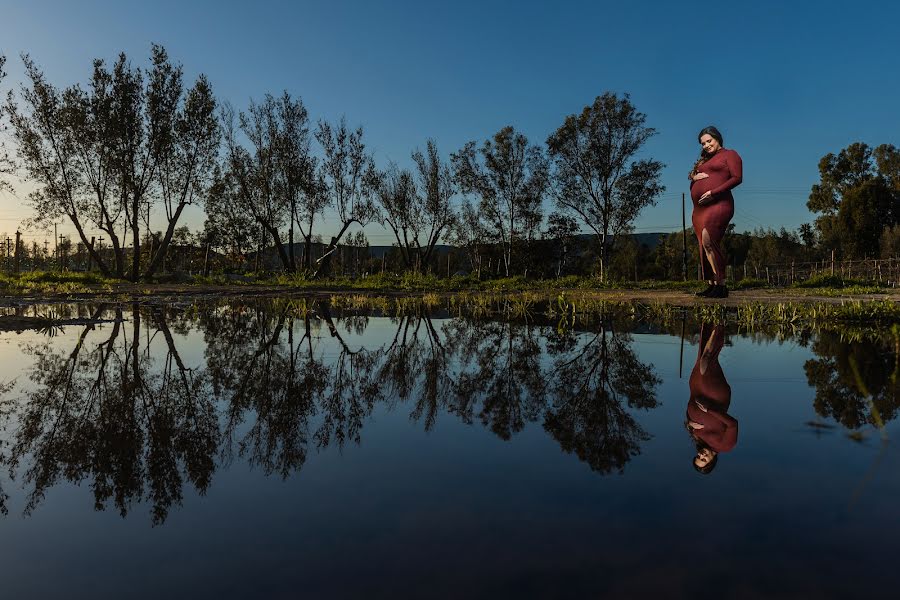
[452,126,548,277]
[313,117,378,278]
[546,92,664,281]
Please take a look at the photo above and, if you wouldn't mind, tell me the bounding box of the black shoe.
[696,285,716,297]
[708,285,729,299]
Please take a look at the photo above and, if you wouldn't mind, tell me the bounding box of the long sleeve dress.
[686,323,737,453]
[689,149,742,281]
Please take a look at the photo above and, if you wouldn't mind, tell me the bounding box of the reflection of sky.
[0,311,898,597]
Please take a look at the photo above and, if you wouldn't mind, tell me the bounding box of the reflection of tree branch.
[8,304,217,525]
[544,321,660,473]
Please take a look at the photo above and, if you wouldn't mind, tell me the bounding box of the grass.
[0,269,896,307]
[0,271,116,294]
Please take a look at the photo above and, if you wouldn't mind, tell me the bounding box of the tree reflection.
[1,300,666,522]
[544,321,661,473]
[444,320,547,440]
[804,331,900,429]
[6,305,217,524]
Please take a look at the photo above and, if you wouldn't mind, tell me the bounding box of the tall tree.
[313,118,378,278]
[221,96,291,270]
[546,92,664,281]
[374,163,419,269]
[147,74,218,277]
[6,46,210,279]
[411,139,456,270]
[808,142,900,258]
[452,126,548,277]
[113,45,182,281]
[274,92,321,272]
[6,55,122,276]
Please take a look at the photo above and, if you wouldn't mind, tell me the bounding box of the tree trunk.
[131,192,141,282]
[313,220,353,279]
[144,202,188,279]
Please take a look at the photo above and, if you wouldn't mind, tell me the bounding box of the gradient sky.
[1,0,899,246]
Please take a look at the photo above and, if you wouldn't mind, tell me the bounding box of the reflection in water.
[544,323,661,473]
[804,330,900,431]
[686,323,736,474]
[8,305,218,524]
[0,301,663,522]
[4,300,900,522]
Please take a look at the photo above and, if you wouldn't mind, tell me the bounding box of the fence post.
[766,266,770,284]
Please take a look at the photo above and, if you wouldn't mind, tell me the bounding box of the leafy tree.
[374,163,419,269]
[204,165,257,261]
[5,46,214,280]
[452,126,548,277]
[546,92,664,281]
[221,95,294,270]
[147,72,218,277]
[274,92,322,271]
[808,142,900,258]
[313,118,378,278]
[411,139,456,271]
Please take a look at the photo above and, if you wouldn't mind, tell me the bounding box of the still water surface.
[0,300,897,598]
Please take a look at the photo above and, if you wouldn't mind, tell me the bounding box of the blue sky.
[2,0,899,245]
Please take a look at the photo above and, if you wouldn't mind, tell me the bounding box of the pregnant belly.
[690,178,715,202]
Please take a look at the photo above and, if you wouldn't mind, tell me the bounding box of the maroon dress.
[686,324,737,453]
[690,149,742,281]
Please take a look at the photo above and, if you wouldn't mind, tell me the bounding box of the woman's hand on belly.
[698,190,714,205]
[692,172,709,182]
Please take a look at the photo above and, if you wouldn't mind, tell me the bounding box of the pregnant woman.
[685,323,736,475]
[689,126,743,298]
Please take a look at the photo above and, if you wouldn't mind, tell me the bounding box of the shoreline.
[0,284,898,306]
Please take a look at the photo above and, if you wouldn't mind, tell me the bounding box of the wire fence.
[731,257,900,287]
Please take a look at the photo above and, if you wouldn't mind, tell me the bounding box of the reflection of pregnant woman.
[689,126,743,298]
[686,323,736,475]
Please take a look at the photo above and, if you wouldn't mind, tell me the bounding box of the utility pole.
[681,193,687,281]
[59,233,65,271]
[54,223,59,269]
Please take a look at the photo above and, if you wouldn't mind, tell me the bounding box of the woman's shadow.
[685,323,737,474]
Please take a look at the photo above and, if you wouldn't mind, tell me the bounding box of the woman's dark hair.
[698,125,724,148]
[690,126,725,176]
[692,439,719,475]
